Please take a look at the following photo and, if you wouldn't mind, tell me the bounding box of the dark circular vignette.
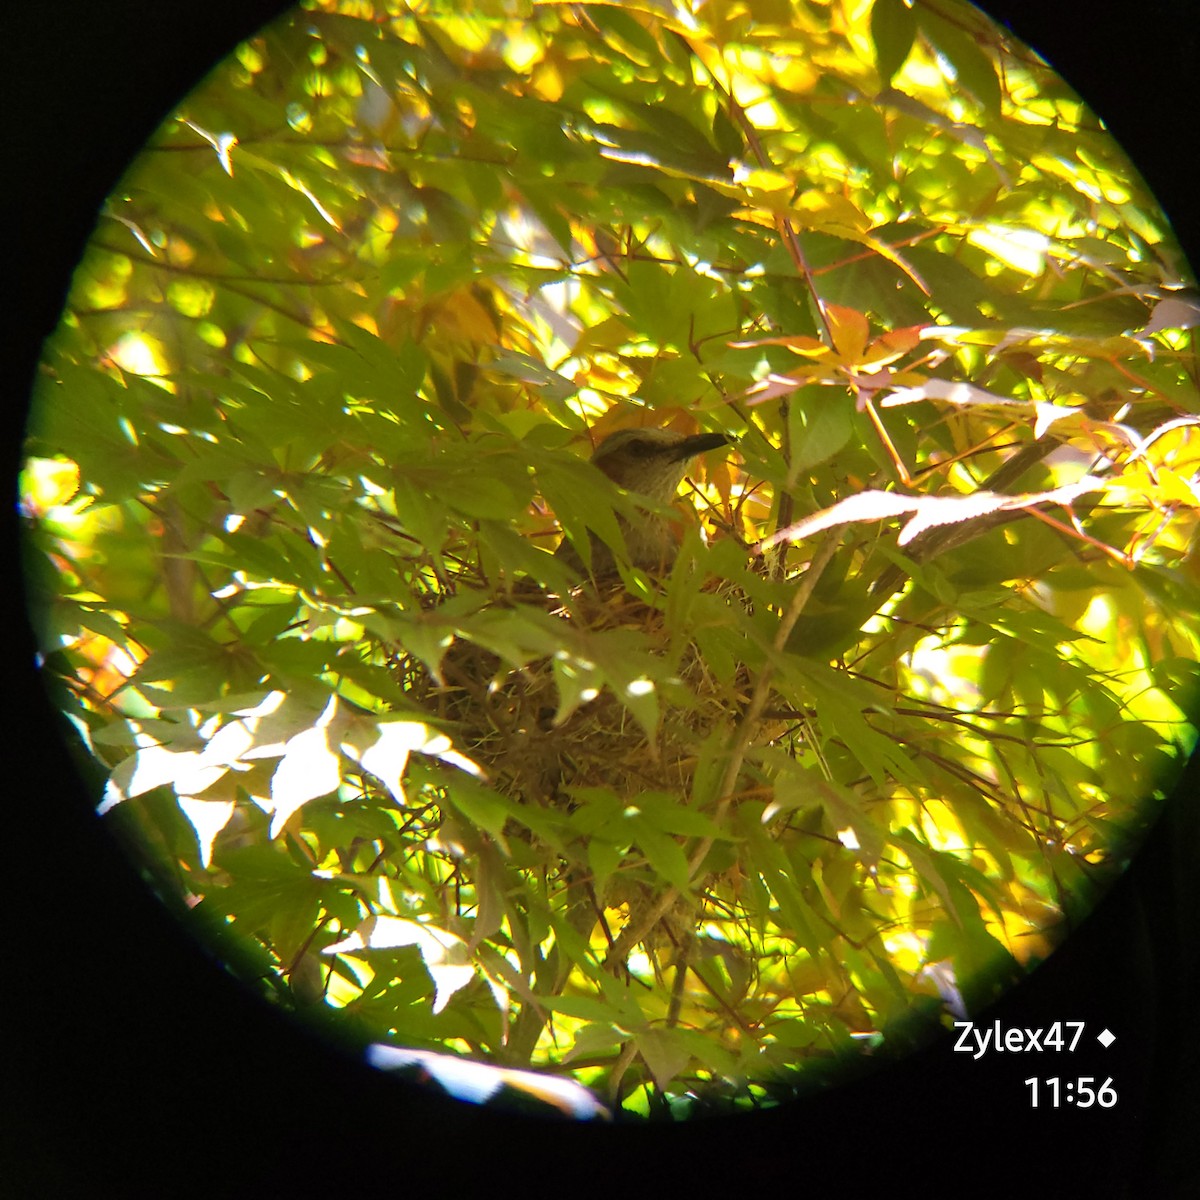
[7,1,1198,1194]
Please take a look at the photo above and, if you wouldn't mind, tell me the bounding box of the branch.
[604,531,842,967]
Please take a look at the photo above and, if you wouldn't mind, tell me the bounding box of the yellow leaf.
[435,288,499,343]
[862,324,924,368]
[1156,467,1200,507]
[825,304,870,362]
[793,191,871,233]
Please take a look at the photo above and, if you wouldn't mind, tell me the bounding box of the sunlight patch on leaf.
[764,477,1107,549]
[342,716,483,808]
[967,225,1049,275]
[268,696,343,836]
[326,915,479,1015]
[178,796,236,868]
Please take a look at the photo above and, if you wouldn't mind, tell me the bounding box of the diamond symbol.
[1097,1028,1116,1048]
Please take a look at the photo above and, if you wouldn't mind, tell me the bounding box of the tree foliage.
[22,0,1200,1117]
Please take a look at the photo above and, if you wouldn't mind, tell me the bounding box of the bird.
[398,426,739,1064]
[554,427,730,576]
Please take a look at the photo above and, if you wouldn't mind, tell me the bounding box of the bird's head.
[589,427,730,503]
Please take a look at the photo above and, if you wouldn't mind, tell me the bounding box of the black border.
[8,2,1198,1193]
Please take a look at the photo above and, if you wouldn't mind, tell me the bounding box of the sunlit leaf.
[870,0,917,85]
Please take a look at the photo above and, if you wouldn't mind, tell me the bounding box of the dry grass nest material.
[391,575,771,961]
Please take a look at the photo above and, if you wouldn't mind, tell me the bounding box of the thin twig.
[604,531,842,966]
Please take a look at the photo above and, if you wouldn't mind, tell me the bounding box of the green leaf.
[626,815,691,893]
[918,9,1002,116]
[792,661,920,789]
[892,832,983,929]
[711,105,743,159]
[587,5,662,67]
[532,451,628,573]
[790,391,855,473]
[870,0,917,85]
[635,1027,692,1088]
[211,843,326,958]
[587,837,625,897]
[443,774,515,842]
[542,994,626,1023]
[640,798,723,840]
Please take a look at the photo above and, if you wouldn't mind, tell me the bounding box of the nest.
[392,575,766,964]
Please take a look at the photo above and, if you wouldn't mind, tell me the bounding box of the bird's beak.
[669,431,730,462]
